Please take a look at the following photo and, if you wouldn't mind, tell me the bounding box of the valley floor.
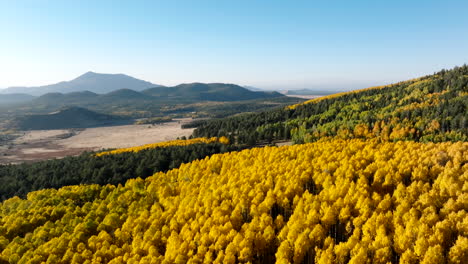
[0,118,194,164]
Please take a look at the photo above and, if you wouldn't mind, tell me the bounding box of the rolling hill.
[10,83,286,116]
[192,65,468,144]
[142,82,283,101]
[0,73,290,123]
[22,83,285,107]
[11,106,130,130]
[99,88,153,102]
[0,71,160,96]
[31,89,151,107]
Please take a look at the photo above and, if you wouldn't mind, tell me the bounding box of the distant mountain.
[281,89,336,96]
[143,83,283,101]
[1,72,160,96]
[244,86,337,95]
[16,83,283,115]
[243,86,264,91]
[11,106,130,130]
[100,89,153,101]
[0,93,36,105]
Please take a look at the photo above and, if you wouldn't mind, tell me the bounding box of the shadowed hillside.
[12,106,130,130]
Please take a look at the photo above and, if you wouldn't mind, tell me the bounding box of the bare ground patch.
[59,118,194,150]
[0,118,195,164]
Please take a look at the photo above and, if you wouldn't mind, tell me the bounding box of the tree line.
[0,142,242,201]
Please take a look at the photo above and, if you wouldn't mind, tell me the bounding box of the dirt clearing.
[0,118,195,164]
[59,119,194,149]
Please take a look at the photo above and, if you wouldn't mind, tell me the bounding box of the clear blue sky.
[1,0,467,91]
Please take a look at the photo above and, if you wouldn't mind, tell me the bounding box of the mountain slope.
[1,72,160,95]
[143,82,284,101]
[99,88,153,102]
[12,106,129,130]
[18,83,286,114]
[192,65,468,143]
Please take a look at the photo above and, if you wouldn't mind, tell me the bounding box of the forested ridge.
[190,65,468,144]
[0,65,467,264]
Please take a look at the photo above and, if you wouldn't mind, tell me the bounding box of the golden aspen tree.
[448,236,468,264]
[421,245,445,264]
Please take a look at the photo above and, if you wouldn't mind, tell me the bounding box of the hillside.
[12,107,129,130]
[31,89,152,108]
[0,139,466,263]
[143,82,283,101]
[99,88,153,102]
[28,83,284,106]
[0,71,159,96]
[192,65,468,144]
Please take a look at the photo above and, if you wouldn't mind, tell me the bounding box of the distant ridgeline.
[190,65,468,144]
[0,137,237,201]
[0,79,296,127]
[11,106,131,130]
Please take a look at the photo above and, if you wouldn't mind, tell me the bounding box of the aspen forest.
[0,66,467,263]
[1,140,467,263]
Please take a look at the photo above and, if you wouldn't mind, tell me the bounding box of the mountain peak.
[75,71,106,80]
[2,72,160,95]
[82,71,97,76]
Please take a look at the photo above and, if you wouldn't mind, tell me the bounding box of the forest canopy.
[0,140,466,263]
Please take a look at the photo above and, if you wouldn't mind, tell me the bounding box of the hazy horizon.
[1,1,467,90]
[0,70,395,92]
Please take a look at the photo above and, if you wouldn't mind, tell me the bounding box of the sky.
[0,0,467,91]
